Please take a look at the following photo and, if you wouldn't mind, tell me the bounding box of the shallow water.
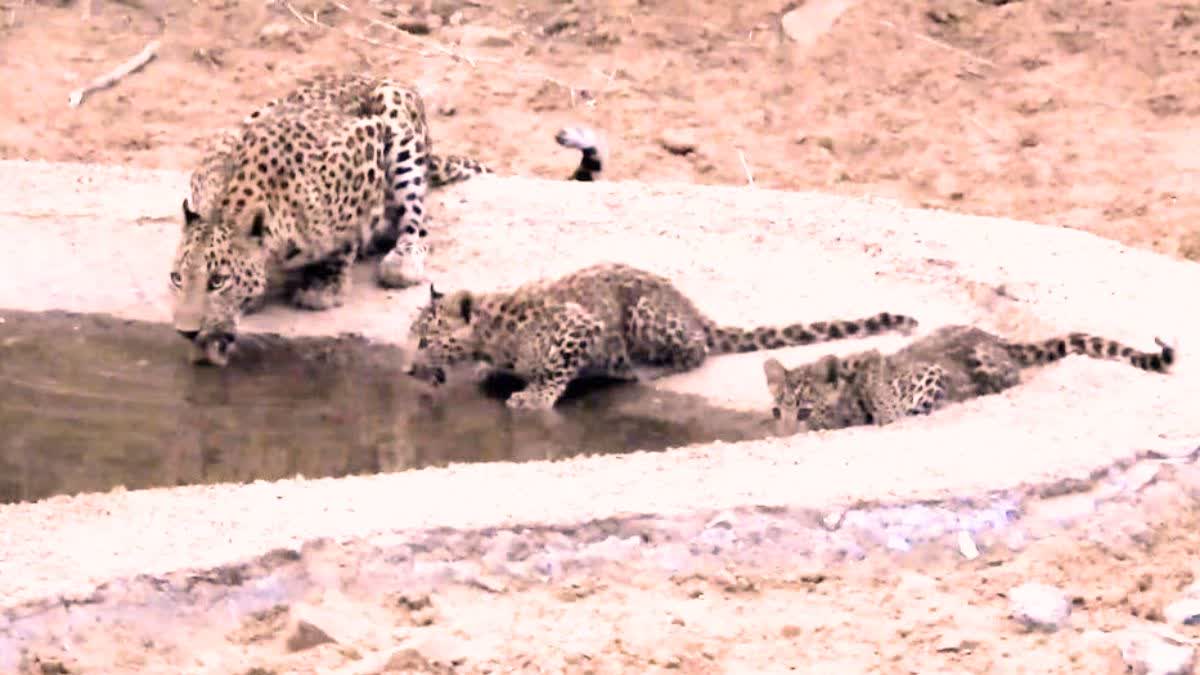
[0,310,774,504]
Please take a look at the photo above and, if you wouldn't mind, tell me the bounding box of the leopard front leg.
[292,244,356,310]
[885,364,949,423]
[856,364,947,426]
[377,124,433,288]
[507,308,607,410]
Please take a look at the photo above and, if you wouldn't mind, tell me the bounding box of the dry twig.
[68,40,160,108]
[878,20,995,68]
[737,149,755,187]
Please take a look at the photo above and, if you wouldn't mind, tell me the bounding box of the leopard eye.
[207,274,229,292]
[418,228,428,238]
[772,407,781,420]
[169,272,183,288]
[404,225,416,235]
[418,337,429,349]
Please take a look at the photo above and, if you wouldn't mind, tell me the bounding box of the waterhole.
[0,310,775,504]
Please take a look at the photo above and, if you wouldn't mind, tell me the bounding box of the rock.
[382,648,431,671]
[658,129,697,155]
[935,631,981,653]
[409,633,469,668]
[1117,629,1196,675]
[258,22,293,43]
[957,530,980,559]
[1164,598,1200,626]
[1008,582,1071,632]
[780,0,856,50]
[285,620,336,652]
[459,25,515,48]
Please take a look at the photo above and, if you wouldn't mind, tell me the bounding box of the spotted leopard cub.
[763,325,1175,434]
[405,262,919,410]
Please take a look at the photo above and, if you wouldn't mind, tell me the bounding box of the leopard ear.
[763,358,787,398]
[248,211,267,240]
[429,284,444,302]
[182,198,201,227]
[819,355,842,384]
[457,291,474,323]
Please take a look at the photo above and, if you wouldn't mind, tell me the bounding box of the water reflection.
[0,310,772,504]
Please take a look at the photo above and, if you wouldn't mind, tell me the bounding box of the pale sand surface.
[0,160,1197,609]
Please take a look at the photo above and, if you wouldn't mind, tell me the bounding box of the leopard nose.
[177,329,199,341]
[796,408,812,421]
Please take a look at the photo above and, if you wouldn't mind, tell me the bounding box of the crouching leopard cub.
[404,262,919,410]
[763,325,1175,434]
[172,72,604,366]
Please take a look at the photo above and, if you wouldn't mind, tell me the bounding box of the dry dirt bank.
[3,0,1200,259]
[4,450,1200,673]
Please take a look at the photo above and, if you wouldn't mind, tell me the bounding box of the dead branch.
[68,40,160,108]
[737,149,755,187]
[878,20,995,68]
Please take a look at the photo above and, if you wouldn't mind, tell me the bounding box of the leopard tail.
[1002,333,1174,373]
[703,312,919,355]
[427,154,492,188]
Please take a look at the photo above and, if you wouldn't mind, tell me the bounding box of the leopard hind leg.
[624,293,709,376]
[292,243,356,311]
[965,342,1022,395]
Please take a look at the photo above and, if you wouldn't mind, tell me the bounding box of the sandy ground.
[3,0,1200,671]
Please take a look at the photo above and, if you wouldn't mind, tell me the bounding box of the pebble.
[258,22,293,43]
[935,631,981,653]
[1164,598,1200,626]
[1117,629,1197,675]
[1008,582,1071,632]
[658,129,697,156]
[285,620,336,652]
[458,25,515,48]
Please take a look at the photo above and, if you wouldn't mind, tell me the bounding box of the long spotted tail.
[428,154,492,188]
[1002,333,1175,373]
[555,126,604,182]
[704,312,919,355]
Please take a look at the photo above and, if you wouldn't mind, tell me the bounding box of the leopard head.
[405,284,480,386]
[169,198,270,366]
[763,355,846,435]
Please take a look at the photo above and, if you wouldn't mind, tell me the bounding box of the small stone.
[467,574,507,594]
[384,648,431,671]
[658,129,697,155]
[410,634,469,667]
[821,510,844,530]
[935,631,981,653]
[1008,582,1071,632]
[780,624,802,638]
[957,530,980,560]
[396,18,435,35]
[459,25,515,48]
[1164,598,1200,626]
[258,22,292,42]
[705,511,736,529]
[1117,629,1196,675]
[285,620,336,652]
